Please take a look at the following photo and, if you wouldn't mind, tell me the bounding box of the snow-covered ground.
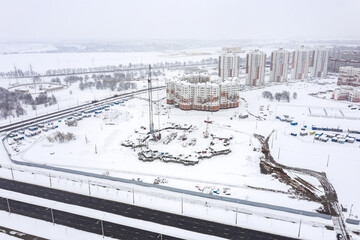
[1,45,360,239]
[5,91,323,213]
[0,163,336,240]
[3,75,360,239]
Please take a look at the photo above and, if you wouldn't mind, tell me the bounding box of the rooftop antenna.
[148,65,155,138]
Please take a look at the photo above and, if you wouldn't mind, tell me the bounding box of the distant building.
[337,66,360,87]
[218,47,241,81]
[332,88,351,101]
[291,46,310,80]
[270,48,290,82]
[328,51,360,72]
[312,49,329,78]
[246,50,266,86]
[308,50,315,68]
[166,75,239,111]
[332,87,360,102]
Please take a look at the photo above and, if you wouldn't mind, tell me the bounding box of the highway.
[0,225,48,240]
[0,178,295,240]
[0,198,181,240]
[0,86,164,133]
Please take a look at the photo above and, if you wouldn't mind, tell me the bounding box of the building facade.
[332,88,360,102]
[269,48,290,82]
[337,66,360,87]
[291,46,310,80]
[218,47,241,81]
[328,51,360,72]
[312,49,329,78]
[246,50,266,86]
[166,76,239,112]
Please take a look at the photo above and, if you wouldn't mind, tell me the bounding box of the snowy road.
[0,178,296,240]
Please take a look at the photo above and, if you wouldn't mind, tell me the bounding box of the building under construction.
[166,75,239,112]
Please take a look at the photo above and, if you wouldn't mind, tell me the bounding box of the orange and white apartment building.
[166,75,239,112]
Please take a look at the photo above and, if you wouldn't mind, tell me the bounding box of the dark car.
[337,233,343,240]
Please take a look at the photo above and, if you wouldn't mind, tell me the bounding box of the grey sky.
[0,0,359,42]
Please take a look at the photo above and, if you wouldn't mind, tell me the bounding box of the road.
[0,86,164,132]
[0,225,48,240]
[0,198,181,240]
[0,178,296,240]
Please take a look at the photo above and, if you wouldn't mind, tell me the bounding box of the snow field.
[7,95,324,212]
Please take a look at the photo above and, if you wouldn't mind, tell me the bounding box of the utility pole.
[181,196,184,214]
[298,219,302,237]
[278,147,281,159]
[47,208,55,225]
[101,220,104,238]
[326,154,330,167]
[10,167,14,180]
[6,198,11,214]
[235,207,238,225]
[349,204,354,218]
[49,173,52,187]
[88,180,91,195]
[132,188,135,204]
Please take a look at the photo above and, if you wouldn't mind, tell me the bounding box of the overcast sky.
[0,0,359,42]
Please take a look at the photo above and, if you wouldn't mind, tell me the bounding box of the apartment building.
[270,48,290,82]
[246,50,266,86]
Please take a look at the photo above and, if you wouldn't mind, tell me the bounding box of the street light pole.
[235,207,238,225]
[132,188,135,204]
[51,208,55,225]
[10,167,14,180]
[6,198,11,214]
[49,173,52,188]
[181,196,183,214]
[326,154,330,167]
[88,180,91,195]
[298,212,302,238]
[101,220,104,238]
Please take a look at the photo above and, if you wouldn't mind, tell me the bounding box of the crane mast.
[148,65,155,138]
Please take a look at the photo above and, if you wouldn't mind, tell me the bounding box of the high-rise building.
[246,50,266,86]
[308,50,315,68]
[218,47,241,81]
[269,48,290,82]
[312,49,329,78]
[291,46,310,80]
